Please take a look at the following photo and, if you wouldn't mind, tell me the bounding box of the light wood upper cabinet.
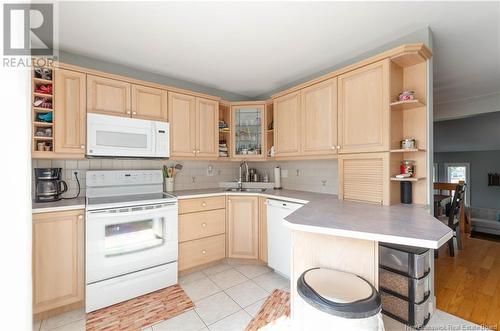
[196,98,219,158]
[227,196,259,259]
[32,210,84,314]
[168,92,197,157]
[54,69,86,156]
[301,78,338,156]
[338,59,390,154]
[131,84,168,121]
[274,91,301,157]
[87,75,131,117]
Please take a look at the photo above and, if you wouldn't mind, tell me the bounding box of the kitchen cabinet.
[131,84,168,121]
[258,197,268,263]
[231,103,266,159]
[301,78,338,156]
[338,59,390,153]
[87,75,131,117]
[338,152,390,205]
[169,92,219,159]
[196,98,219,158]
[54,69,86,156]
[227,196,259,259]
[178,197,226,272]
[273,92,301,157]
[32,210,84,314]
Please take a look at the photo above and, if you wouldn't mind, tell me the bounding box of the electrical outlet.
[281,170,288,178]
[206,165,215,176]
[296,169,300,177]
[191,176,196,183]
[321,180,327,186]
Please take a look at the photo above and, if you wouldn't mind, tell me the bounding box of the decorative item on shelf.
[400,160,415,177]
[35,128,52,137]
[488,173,500,186]
[36,142,52,152]
[34,67,52,80]
[400,182,412,204]
[33,97,52,109]
[162,164,183,192]
[36,112,53,123]
[218,120,229,132]
[268,121,274,130]
[401,139,416,150]
[398,90,415,101]
[268,146,276,157]
[218,139,228,157]
[34,83,53,95]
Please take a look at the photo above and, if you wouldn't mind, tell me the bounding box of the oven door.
[87,113,156,157]
[86,202,178,284]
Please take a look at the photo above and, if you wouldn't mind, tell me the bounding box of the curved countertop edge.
[284,221,452,249]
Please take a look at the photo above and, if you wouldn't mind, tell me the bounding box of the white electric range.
[85,170,178,312]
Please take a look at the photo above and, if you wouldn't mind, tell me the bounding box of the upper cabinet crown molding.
[87,75,131,117]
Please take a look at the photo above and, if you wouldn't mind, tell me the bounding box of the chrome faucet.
[238,161,249,189]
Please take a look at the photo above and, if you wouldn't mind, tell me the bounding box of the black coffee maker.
[34,168,68,202]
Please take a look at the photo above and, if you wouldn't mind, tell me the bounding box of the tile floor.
[33,260,288,331]
[33,259,482,331]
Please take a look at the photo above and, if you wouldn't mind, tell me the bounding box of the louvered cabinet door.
[338,153,390,205]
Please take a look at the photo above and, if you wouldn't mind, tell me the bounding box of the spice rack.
[389,53,429,204]
[32,62,55,158]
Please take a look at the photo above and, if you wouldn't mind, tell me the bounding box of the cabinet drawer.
[178,196,226,214]
[179,234,225,271]
[179,209,225,243]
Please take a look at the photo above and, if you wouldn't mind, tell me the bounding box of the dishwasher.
[267,199,304,279]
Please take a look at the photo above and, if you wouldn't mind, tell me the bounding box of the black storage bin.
[379,266,430,304]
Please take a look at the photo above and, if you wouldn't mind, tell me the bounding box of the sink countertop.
[32,197,86,214]
[171,187,452,249]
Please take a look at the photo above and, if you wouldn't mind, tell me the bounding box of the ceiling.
[57,1,499,104]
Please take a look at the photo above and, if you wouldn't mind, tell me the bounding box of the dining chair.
[439,183,467,257]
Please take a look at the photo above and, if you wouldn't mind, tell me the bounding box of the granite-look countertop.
[32,197,86,214]
[171,188,452,249]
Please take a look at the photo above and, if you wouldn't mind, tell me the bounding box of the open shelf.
[33,77,53,84]
[390,148,426,153]
[33,122,53,127]
[33,107,53,112]
[390,176,426,182]
[33,136,53,141]
[390,100,425,111]
[34,92,53,98]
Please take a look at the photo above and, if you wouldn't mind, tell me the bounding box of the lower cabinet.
[258,197,268,263]
[178,197,226,272]
[227,196,259,259]
[179,234,226,271]
[32,210,84,315]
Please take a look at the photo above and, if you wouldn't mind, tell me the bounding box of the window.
[433,163,438,183]
[445,163,470,205]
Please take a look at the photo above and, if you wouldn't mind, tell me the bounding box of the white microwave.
[87,113,169,158]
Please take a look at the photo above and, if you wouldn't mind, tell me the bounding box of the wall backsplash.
[32,158,339,198]
[32,159,239,198]
[248,159,339,195]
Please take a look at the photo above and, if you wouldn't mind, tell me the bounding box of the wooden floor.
[435,235,500,329]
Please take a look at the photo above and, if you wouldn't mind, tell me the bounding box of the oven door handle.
[87,203,177,218]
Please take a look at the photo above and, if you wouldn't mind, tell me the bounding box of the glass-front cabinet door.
[231,104,265,158]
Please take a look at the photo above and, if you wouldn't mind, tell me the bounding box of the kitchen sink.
[225,188,268,193]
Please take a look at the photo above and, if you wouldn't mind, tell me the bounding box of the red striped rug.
[245,289,291,331]
[86,284,194,331]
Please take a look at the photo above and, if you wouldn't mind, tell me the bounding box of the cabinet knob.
[197,150,200,153]
[228,199,231,203]
[337,145,341,149]
[78,215,83,220]
[201,201,207,207]
[192,150,196,154]
[201,250,207,254]
[126,111,131,115]
[331,146,335,150]
[201,222,207,228]
[80,145,85,149]
[132,111,137,115]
